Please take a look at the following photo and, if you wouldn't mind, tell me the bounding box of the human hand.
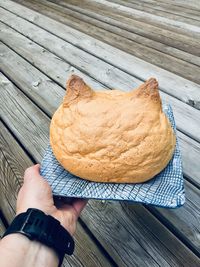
[17,164,87,236]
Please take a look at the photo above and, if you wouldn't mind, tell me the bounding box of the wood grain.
[76,0,200,38]
[1,1,200,110]
[1,2,200,263]
[134,0,200,15]
[80,0,200,38]
[177,131,200,185]
[0,218,6,237]
[30,0,200,66]
[0,72,49,162]
[121,201,200,260]
[149,180,200,256]
[0,76,176,266]
[1,20,200,143]
[13,0,200,86]
[0,121,33,224]
[110,0,200,23]
[1,36,200,186]
[0,117,34,211]
[1,67,200,263]
[154,0,200,10]
[128,1,200,20]
[0,51,64,118]
[0,24,107,91]
[53,0,200,55]
[0,112,114,267]
[82,200,200,266]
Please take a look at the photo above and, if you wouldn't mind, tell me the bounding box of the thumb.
[24,164,41,182]
[72,199,88,217]
[59,199,87,219]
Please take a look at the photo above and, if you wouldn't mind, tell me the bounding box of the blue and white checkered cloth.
[40,105,185,208]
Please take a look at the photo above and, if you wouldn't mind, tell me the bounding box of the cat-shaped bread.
[50,75,176,183]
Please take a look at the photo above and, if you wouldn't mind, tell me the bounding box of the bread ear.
[63,75,93,107]
[135,78,161,103]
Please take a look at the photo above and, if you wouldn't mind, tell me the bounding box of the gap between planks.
[0,2,200,260]
[86,0,200,36]
[1,15,200,144]
[0,119,116,267]
[1,1,200,110]
[109,0,200,22]
[36,0,199,65]
[1,76,200,266]
[151,0,200,11]
[13,0,200,86]
[39,0,200,59]
[54,0,200,40]
[1,66,200,259]
[0,32,200,187]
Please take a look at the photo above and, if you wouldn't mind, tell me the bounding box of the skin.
[0,164,87,267]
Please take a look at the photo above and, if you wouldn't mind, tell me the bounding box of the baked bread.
[50,75,176,183]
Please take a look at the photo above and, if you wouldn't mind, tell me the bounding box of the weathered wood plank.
[1,0,200,109]
[128,1,200,21]
[1,20,200,144]
[0,103,114,267]
[109,0,200,24]
[177,132,200,185]
[84,0,200,38]
[23,0,200,67]
[54,0,200,54]
[1,34,200,186]
[83,201,200,265]
[0,121,33,225]
[14,0,200,86]
[155,0,200,11]
[0,25,106,91]
[1,12,200,134]
[0,120,33,223]
[0,75,49,161]
[149,180,200,256]
[0,75,159,266]
[0,52,64,118]
[128,0,200,21]
[0,218,6,237]
[122,203,199,260]
[112,0,200,21]
[1,75,200,267]
[121,0,200,19]
[1,1,200,262]
[1,66,200,261]
[63,222,115,267]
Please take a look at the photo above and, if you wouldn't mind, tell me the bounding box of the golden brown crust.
[50,76,176,183]
[63,75,93,107]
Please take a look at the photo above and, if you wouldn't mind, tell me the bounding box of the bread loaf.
[50,75,176,183]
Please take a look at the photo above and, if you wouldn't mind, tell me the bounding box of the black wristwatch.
[2,208,74,266]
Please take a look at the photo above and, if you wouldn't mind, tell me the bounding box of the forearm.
[0,234,59,267]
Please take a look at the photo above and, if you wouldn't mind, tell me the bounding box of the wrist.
[0,233,59,267]
[2,209,74,266]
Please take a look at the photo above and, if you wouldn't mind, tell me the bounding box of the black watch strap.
[3,208,74,266]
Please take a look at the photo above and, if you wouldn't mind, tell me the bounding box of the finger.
[54,196,74,208]
[72,199,88,216]
[24,164,41,182]
[58,199,87,222]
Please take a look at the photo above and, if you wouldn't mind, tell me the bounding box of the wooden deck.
[0,0,200,266]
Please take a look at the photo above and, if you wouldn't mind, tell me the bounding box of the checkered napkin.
[40,105,185,208]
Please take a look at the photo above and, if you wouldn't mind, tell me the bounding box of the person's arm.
[0,233,59,267]
[0,164,87,267]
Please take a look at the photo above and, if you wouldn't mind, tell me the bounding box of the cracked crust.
[50,75,176,183]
